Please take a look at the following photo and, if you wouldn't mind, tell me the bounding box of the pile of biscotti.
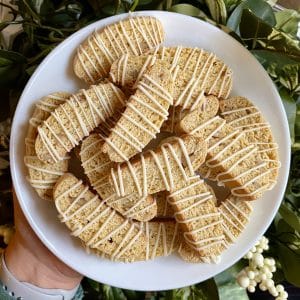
[24,16,280,263]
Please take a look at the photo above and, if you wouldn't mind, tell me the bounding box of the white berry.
[282,291,288,298]
[248,285,255,293]
[270,265,276,272]
[261,274,267,281]
[276,285,284,293]
[247,271,255,279]
[265,279,274,288]
[269,286,279,296]
[237,275,250,288]
[259,283,267,291]
[253,253,264,267]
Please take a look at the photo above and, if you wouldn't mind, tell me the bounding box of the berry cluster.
[237,236,288,300]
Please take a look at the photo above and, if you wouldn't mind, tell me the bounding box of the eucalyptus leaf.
[277,242,300,287]
[280,88,296,143]
[194,278,219,300]
[239,9,273,48]
[29,0,55,16]
[87,278,101,292]
[170,4,207,18]
[226,1,247,33]
[279,202,300,232]
[252,50,300,68]
[0,50,26,87]
[227,0,275,33]
[275,9,300,37]
[205,0,227,24]
[122,289,145,300]
[164,287,191,300]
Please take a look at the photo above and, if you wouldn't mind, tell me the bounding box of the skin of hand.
[4,190,83,290]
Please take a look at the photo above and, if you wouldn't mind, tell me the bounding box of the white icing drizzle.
[77,17,162,82]
[110,137,194,198]
[168,176,223,255]
[170,48,231,110]
[56,180,145,259]
[37,84,124,163]
[105,73,172,161]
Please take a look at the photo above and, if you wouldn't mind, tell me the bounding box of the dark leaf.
[28,0,55,16]
[0,50,26,88]
[87,278,101,292]
[252,49,300,68]
[122,289,146,300]
[194,278,219,300]
[279,202,300,232]
[240,9,273,48]
[227,0,275,33]
[277,242,300,287]
[226,1,248,33]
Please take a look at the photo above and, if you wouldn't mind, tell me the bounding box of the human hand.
[4,189,83,289]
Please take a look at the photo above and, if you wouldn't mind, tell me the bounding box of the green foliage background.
[0,0,299,299]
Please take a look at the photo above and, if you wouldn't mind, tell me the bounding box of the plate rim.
[10,10,291,291]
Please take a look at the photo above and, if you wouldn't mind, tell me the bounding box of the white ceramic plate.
[10,11,290,291]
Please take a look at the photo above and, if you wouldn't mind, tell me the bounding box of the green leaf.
[0,50,26,88]
[279,202,300,232]
[87,278,101,292]
[227,0,275,33]
[28,0,54,15]
[122,289,145,300]
[246,0,275,26]
[164,287,191,300]
[215,262,249,300]
[240,9,273,49]
[205,0,227,24]
[277,242,300,287]
[252,50,300,68]
[170,4,207,18]
[194,278,219,300]
[102,285,126,300]
[275,9,300,37]
[280,88,296,143]
[226,1,248,33]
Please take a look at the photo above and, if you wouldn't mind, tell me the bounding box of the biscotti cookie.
[84,220,180,261]
[54,173,147,262]
[25,92,70,200]
[219,96,280,186]
[155,191,174,218]
[109,47,232,106]
[180,111,278,199]
[178,242,221,263]
[168,176,224,257]
[80,133,157,221]
[74,16,164,84]
[139,221,180,260]
[180,115,226,143]
[218,195,252,247]
[163,95,219,134]
[99,135,207,200]
[35,83,126,164]
[102,61,173,162]
[204,124,278,200]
